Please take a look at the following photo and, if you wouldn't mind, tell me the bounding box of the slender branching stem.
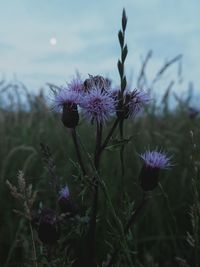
[101,118,120,152]
[119,119,125,178]
[106,192,147,267]
[71,128,87,175]
[88,122,103,266]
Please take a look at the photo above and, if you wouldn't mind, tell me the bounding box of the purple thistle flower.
[55,88,80,110]
[140,150,171,169]
[139,150,172,191]
[59,185,70,200]
[80,87,115,124]
[127,89,150,118]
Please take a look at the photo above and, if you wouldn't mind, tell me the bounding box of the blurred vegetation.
[0,71,199,267]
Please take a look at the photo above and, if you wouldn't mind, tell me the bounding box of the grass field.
[0,81,199,267]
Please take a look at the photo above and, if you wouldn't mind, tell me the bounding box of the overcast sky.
[0,0,200,102]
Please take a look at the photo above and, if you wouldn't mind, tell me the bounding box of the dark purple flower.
[139,150,172,191]
[188,107,199,120]
[37,208,60,245]
[80,87,115,124]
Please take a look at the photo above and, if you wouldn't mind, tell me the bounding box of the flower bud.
[62,103,79,128]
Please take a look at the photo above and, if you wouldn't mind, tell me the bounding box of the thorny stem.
[88,122,103,266]
[29,221,38,267]
[71,128,87,175]
[106,192,147,267]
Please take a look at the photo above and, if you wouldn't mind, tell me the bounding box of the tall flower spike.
[80,87,115,125]
[55,88,80,128]
[139,150,172,191]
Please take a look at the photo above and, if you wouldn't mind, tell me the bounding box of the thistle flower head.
[139,150,172,191]
[126,89,150,118]
[140,150,171,169]
[80,87,115,124]
[55,87,80,110]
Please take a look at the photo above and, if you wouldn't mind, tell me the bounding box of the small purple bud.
[58,186,78,216]
[188,107,199,120]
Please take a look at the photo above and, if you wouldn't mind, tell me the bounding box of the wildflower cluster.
[55,74,150,127]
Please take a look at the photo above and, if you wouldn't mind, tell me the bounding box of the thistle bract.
[139,150,171,191]
[58,186,78,215]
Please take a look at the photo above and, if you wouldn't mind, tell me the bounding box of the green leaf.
[122,8,127,32]
[105,136,133,151]
[118,60,124,79]
[122,44,128,62]
[118,30,124,48]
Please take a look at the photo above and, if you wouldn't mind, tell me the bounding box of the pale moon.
[50,37,57,46]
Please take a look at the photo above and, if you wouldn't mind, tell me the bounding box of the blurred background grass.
[0,75,199,266]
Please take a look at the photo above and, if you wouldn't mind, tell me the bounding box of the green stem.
[88,122,102,265]
[71,128,87,175]
[101,118,119,152]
